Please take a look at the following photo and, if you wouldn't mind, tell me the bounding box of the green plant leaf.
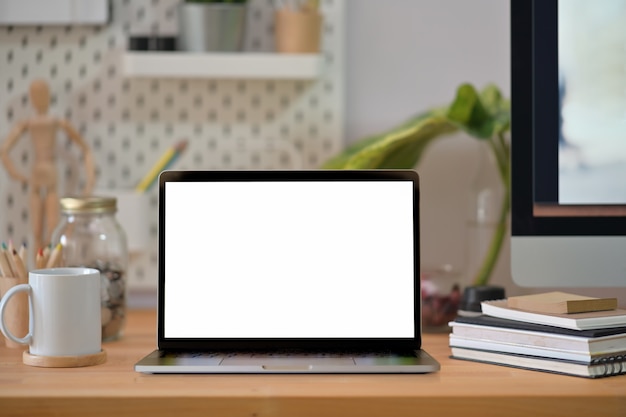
[322,83,510,172]
[322,134,384,169]
[446,84,493,139]
[322,108,457,169]
[480,84,511,136]
[343,114,457,169]
[446,84,510,140]
[479,84,504,113]
[323,110,438,169]
[321,83,512,286]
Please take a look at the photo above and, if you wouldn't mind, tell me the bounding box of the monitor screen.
[510,0,626,287]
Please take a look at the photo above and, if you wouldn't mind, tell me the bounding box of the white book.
[449,321,626,356]
[448,334,626,363]
[481,300,626,330]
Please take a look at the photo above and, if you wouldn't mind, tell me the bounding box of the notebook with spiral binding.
[450,347,626,378]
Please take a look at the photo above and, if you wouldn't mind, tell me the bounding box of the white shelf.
[122,52,321,80]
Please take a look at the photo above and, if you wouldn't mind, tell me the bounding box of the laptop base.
[135,349,440,374]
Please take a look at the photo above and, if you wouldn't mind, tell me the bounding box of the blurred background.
[2,0,622,307]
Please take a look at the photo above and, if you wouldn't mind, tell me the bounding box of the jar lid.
[59,196,117,214]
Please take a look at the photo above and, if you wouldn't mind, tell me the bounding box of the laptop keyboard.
[160,350,415,359]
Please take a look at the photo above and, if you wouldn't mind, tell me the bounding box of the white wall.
[345,0,510,144]
[345,0,512,288]
[344,0,626,303]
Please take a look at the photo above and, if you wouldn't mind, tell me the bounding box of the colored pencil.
[0,249,12,277]
[12,249,27,281]
[35,248,45,269]
[2,242,18,278]
[43,244,51,261]
[135,140,188,193]
[46,243,63,269]
[18,242,26,261]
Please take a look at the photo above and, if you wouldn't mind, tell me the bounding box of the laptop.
[134,170,440,374]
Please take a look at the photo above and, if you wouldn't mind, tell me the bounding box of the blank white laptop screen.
[163,180,416,339]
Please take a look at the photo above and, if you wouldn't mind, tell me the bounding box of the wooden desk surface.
[1,310,625,417]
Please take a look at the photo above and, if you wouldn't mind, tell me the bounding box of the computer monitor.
[510,0,626,287]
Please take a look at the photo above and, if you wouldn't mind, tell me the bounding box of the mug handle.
[0,284,32,345]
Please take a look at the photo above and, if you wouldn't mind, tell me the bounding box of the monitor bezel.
[511,0,626,237]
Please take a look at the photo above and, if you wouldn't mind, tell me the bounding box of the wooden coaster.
[23,349,107,368]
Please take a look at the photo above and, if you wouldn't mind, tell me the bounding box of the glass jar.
[50,196,129,342]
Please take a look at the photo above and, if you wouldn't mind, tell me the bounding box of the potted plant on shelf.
[178,0,248,52]
[322,83,510,328]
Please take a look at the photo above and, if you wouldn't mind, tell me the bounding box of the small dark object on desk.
[458,285,505,316]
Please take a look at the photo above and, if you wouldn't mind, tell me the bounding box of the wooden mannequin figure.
[0,79,95,252]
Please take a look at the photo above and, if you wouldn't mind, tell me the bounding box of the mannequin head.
[29,79,50,115]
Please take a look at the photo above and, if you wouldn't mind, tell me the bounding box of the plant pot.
[178,3,247,52]
[274,9,322,53]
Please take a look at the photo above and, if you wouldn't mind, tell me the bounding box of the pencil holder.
[0,276,29,348]
[274,9,322,53]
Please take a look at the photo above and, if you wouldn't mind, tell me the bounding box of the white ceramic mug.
[0,267,102,357]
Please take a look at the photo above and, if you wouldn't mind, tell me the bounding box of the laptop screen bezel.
[157,170,421,351]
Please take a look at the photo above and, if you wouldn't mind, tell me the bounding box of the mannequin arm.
[58,119,95,195]
[0,121,29,183]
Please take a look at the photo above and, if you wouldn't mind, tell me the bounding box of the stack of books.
[449,292,626,378]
